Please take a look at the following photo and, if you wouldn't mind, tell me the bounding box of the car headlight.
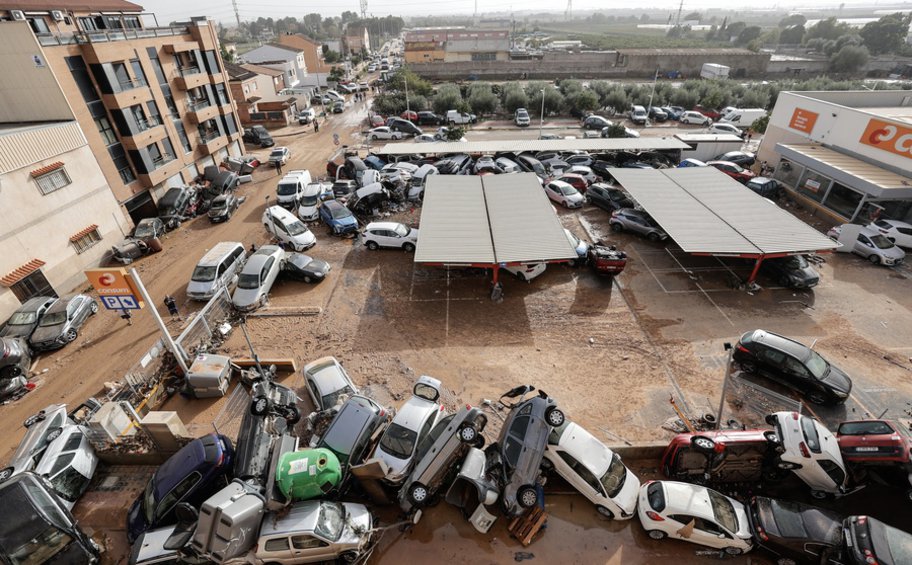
[833,389,849,398]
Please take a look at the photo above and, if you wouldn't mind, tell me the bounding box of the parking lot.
[3,96,912,564]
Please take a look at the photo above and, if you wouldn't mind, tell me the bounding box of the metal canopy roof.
[777,144,912,198]
[609,167,840,257]
[414,175,495,264]
[414,173,577,265]
[375,137,690,156]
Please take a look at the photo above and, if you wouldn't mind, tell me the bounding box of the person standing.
[164,294,182,321]
[120,309,133,326]
[314,120,320,133]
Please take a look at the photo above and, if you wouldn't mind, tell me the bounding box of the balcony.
[186,100,217,124]
[137,155,182,188]
[120,118,166,151]
[198,132,227,156]
[102,84,153,112]
[163,40,198,54]
[37,25,190,47]
[172,66,207,90]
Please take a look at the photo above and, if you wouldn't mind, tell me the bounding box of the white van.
[276,170,312,208]
[297,182,328,221]
[262,205,316,251]
[719,108,767,128]
[408,165,438,201]
[186,241,247,300]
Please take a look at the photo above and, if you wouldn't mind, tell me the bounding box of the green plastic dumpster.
[276,448,342,500]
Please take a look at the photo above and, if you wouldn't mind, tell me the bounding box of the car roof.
[16,296,55,312]
[662,482,719,520]
[198,242,244,265]
[324,200,344,210]
[746,329,809,358]
[754,496,842,542]
[304,357,349,392]
[365,221,402,231]
[554,422,616,477]
[877,219,912,229]
[243,246,282,272]
[391,395,439,430]
[261,500,322,535]
[153,435,222,499]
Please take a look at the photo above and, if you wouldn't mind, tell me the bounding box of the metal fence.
[175,287,236,361]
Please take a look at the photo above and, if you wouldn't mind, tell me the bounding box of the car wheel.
[90,301,98,314]
[584,195,591,204]
[474,435,485,448]
[810,490,828,500]
[868,254,881,265]
[0,468,12,482]
[24,411,46,428]
[371,135,379,140]
[341,551,360,564]
[250,395,271,416]
[408,482,430,505]
[739,360,757,374]
[778,275,791,288]
[403,242,415,252]
[647,232,660,242]
[282,405,301,425]
[545,406,565,427]
[596,505,614,520]
[518,485,538,508]
[65,328,78,343]
[724,547,743,556]
[458,424,478,443]
[366,241,379,250]
[516,271,526,281]
[690,435,717,453]
[4,365,22,379]
[46,427,63,442]
[776,461,801,470]
[763,430,780,444]
[647,529,667,540]
[610,223,623,233]
[303,275,313,284]
[806,391,828,405]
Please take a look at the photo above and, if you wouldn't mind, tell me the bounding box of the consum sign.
[860,119,912,160]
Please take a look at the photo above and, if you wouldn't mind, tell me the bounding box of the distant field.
[539,22,722,49]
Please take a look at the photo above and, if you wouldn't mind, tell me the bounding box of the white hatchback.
[504,263,546,282]
[544,180,584,209]
[360,222,419,251]
[368,126,403,141]
[296,183,329,221]
[373,376,445,483]
[638,480,754,555]
[766,411,851,498]
[543,421,640,520]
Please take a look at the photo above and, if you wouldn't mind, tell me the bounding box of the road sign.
[84,268,144,308]
[101,295,142,310]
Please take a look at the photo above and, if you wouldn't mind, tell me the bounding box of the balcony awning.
[69,224,99,242]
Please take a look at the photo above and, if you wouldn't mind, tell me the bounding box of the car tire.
[403,242,415,252]
[0,467,12,482]
[24,411,46,428]
[4,365,22,379]
[457,424,478,443]
[340,551,360,564]
[810,490,828,500]
[806,391,828,405]
[366,241,379,250]
[647,232,660,242]
[371,135,378,140]
[474,435,486,448]
[90,301,98,314]
[596,505,615,520]
[303,275,313,284]
[65,328,78,343]
[763,430,780,444]
[283,405,301,425]
[545,406,565,427]
[868,254,881,265]
[250,395,271,416]
[46,427,63,442]
[610,223,623,233]
[647,529,667,540]
[518,485,538,508]
[778,275,791,288]
[724,547,743,556]
[776,461,801,470]
[584,195,591,204]
[691,435,717,453]
[740,360,757,374]
[408,482,430,506]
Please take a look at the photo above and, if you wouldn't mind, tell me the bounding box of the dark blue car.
[126,433,233,543]
[320,200,359,235]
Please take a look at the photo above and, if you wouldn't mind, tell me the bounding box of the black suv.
[312,395,390,474]
[746,497,845,565]
[386,117,423,136]
[242,125,274,147]
[733,329,852,405]
[582,115,612,130]
[157,186,198,230]
[417,111,442,126]
[759,255,819,289]
[586,183,634,212]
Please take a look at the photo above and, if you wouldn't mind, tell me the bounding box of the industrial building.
[404,28,510,64]
[758,90,912,224]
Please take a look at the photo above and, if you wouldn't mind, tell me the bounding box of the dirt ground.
[3,90,912,564]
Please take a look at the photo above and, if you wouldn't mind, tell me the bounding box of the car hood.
[566,192,584,203]
[820,365,852,394]
[298,203,319,218]
[232,288,263,310]
[307,259,331,274]
[0,323,33,338]
[126,496,149,544]
[613,469,641,516]
[880,245,906,260]
[373,448,411,479]
[339,503,372,547]
[333,215,358,227]
[29,324,66,344]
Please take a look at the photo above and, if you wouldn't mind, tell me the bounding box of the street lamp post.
[538,88,545,139]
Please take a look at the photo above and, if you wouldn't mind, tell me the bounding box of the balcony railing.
[136,117,161,132]
[116,78,146,92]
[174,64,202,78]
[198,131,221,144]
[187,98,213,112]
[37,26,190,46]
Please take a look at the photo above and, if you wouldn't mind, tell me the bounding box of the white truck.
[675,133,744,162]
[700,63,730,80]
[446,110,477,125]
[719,108,768,129]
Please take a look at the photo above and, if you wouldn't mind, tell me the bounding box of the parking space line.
[409,264,416,300]
[663,248,735,326]
[627,245,672,293]
[445,267,450,346]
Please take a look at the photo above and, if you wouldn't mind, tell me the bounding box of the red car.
[661,428,782,484]
[401,110,418,123]
[707,160,756,183]
[693,105,722,121]
[837,419,912,466]
[369,114,385,128]
[555,173,588,193]
[586,244,627,276]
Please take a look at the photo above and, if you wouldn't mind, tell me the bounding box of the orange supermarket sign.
[788,108,818,133]
[860,119,912,160]
[84,268,140,296]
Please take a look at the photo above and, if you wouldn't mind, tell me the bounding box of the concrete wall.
[412,51,624,80]
[618,50,770,78]
[0,122,131,320]
[0,22,73,123]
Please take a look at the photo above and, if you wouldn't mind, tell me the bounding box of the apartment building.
[226,62,297,128]
[0,0,242,223]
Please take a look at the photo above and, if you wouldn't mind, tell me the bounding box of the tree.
[444,126,466,141]
[432,84,465,115]
[468,85,498,116]
[323,50,341,64]
[503,89,529,114]
[328,67,345,83]
[859,13,912,55]
[779,25,805,45]
[736,26,763,46]
[805,17,851,41]
[602,90,628,114]
[528,87,564,116]
[219,44,235,64]
[684,11,702,21]
[829,44,869,73]
[779,14,806,28]
[750,114,769,134]
[603,123,627,138]
[565,89,599,116]
[386,68,433,97]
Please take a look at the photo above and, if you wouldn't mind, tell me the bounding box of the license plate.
[855,447,879,452]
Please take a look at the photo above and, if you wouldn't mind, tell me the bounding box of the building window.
[95,116,117,145]
[109,144,136,183]
[471,52,496,61]
[823,182,864,219]
[174,120,192,153]
[796,169,830,203]
[28,17,50,35]
[71,227,102,254]
[35,169,72,195]
[66,56,101,103]
[10,271,56,303]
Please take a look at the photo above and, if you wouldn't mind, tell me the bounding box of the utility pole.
[129,268,189,376]
[360,0,368,20]
[565,0,572,20]
[674,0,684,28]
[231,0,241,29]
[538,89,545,139]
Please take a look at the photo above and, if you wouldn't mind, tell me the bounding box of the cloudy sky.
[141,0,897,26]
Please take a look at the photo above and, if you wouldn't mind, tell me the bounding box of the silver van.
[186,242,247,301]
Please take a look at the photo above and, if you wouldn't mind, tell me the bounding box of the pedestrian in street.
[274,160,282,175]
[314,120,319,133]
[250,242,258,253]
[120,309,133,326]
[746,130,753,144]
[164,294,181,321]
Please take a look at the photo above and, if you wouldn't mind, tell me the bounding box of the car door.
[545,183,559,203]
[503,414,531,472]
[692,516,735,549]
[781,355,814,394]
[290,534,335,562]
[260,535,295,562]
[155,471,202,526]
[855,234,874,257]
[895,226,912,247]
[755,347,788,383]
[555,451,606,505]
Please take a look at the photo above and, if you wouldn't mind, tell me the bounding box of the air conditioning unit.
[10,10,26,20]
[51,10,65,21]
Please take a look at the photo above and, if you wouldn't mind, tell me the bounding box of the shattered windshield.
[237,273,260,290]
[600,453,628,498]
[38,312,66,327]
[191,265,217,282]
[379,423,418,460]
[315,502,345,541]
[7,312,36,326]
